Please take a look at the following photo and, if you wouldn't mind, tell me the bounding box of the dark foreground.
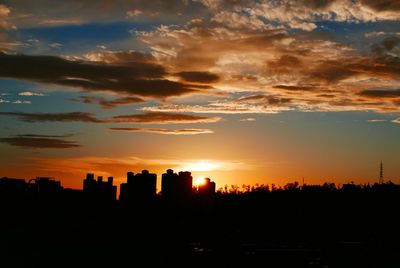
[1,187,400,268]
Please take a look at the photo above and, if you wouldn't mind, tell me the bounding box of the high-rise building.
[161,169,193,205]
[198,178,216,195]
[83,173,117,202]
[120,170,157,203]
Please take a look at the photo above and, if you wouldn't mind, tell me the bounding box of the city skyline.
[1,1,400,190]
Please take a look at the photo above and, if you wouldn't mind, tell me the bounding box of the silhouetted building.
[161,169,178,198]
[197,178,216,206]
[29,177,63,193]
[0,177,29,201]
[198,178,216,195]
[83,173,117,202]
[120,170,157,204]
[161,169,193,206]
[19,177,63,202]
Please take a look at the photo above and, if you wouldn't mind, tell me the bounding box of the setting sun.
[194,177,207,187]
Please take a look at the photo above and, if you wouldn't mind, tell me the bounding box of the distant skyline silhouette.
[1,169,400,267]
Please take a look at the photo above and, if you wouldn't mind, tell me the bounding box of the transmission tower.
[379,161,384,184]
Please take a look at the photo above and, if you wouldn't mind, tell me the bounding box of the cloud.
[18,91,46,96]
[360,0,400,12]
[12,100,31,104]
[0,135,80,148]
[367,119,387,122]
[370,36,400,57]
[49,42,63,49]
[359,89,400,98]
[141,94,294,114]
[0,112,103,123]
[137,23,400,113]
[240,118,256,122]
[0,4,11,27]
[197,0,400,32]
[235,95,292,105]
[38,18,83,26]
[126,9,143,17]
[175,71,220,83]
[111,112,221,124]
[141,103,292,114]
[0,52,208,98]
[2,1,400,115]
[272,85,317,92]
[15,134,74,138]
[4,1,193,28]
[0,111,222,125]
[109,127,213,135]
[83,50,156,64]
[0,98,31,104]
[73,95,145,109]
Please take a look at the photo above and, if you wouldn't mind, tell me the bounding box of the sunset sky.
[0,0,399,191]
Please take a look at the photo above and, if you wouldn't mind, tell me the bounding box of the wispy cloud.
[141,98,293,114]
[0,111,222,125]
[240,118,256,122]
[73,95,145,109]
[0,112,103,123]
[109,127,213,135]
[49,42,63,49]
[111,112,221,124]
[0,134,80,148]
[0,99,31,104]
[367,119,387,122]
[18,91,46,96]
[392,118,400,124]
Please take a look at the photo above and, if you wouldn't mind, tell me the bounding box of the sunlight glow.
[194,177,207,187]
[182,160,220,172]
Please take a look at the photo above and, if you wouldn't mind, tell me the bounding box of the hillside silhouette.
[1,170,400,268]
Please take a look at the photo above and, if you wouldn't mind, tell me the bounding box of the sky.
[0,0,399,191]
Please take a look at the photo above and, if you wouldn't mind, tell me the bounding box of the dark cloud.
[236,95,292,105]
[0,135,80,148]
[361,0,400,11]
[15,134,74,138]
[299,0,333,9]
[308,60,359,83]
[109,127,213,135]
[266,55,303,75]
[86,51,156,64]
[371,36,400,57]
[273,85,316,91]
[0,112,103,123]
[359,89,400,98]
[74,96,145,109]
[0,53,205,98]
[112,112,221,124]
[175,71,220,83]
[99,97,145,109]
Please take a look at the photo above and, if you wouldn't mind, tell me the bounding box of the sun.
[194,177,207,187]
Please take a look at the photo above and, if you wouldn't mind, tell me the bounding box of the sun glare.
[183,160,219,172]
[194,177,206,187]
